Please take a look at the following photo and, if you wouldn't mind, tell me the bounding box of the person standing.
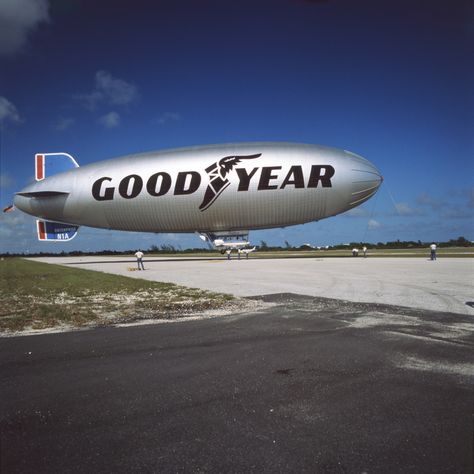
[430,243,437,261]
[363,246,368,258]
[134,250,145,270]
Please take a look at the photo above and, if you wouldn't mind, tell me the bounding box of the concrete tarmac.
[33,256,474,315]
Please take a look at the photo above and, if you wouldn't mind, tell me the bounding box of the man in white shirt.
[430,243,437,261]
[134,250,145,270]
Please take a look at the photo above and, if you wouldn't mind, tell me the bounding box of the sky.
[0,0,472,253]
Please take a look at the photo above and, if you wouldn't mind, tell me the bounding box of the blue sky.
[0,0,472,253]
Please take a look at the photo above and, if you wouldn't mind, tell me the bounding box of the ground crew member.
[430,243,437,261]
[135,250,145,270]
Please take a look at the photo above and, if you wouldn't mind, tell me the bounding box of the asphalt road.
[1,294,473,473]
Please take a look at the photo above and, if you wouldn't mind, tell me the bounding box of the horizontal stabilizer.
[16,191,70,198]
[36,153,79,181]
[36,220,79,242]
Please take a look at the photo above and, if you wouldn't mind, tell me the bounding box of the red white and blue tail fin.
[33,154,80,241]
[35,153,79,181]
[36,220,79,241]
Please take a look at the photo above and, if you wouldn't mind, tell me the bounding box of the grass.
[0,258,234,334]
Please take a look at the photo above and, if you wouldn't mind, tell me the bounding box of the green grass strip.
[0,258,233,333]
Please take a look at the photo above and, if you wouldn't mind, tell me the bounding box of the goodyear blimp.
[12,142,382,249]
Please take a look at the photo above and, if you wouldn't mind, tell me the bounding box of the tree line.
[1,236,471,258]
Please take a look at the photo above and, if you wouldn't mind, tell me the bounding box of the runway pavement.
[32,255,474,315]
[1,294,473,473]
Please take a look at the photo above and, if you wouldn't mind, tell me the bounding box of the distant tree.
[160,244,176,253]
[442,236,471,248]
[284,240,291,249]
[455,236,470,247]
[259,240,268,250]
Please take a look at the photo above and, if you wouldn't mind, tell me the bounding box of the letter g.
[92,177,115,201]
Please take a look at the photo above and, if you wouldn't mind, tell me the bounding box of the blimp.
[11,142,382,249]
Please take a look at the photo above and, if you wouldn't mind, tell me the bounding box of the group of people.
[133,243,439,266]
[351,244,438,260]
[352,246,368,257]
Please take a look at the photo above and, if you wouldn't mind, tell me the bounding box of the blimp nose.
[346,153,383,207]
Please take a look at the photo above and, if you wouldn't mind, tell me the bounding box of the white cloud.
[440,207,474,220]
[456,187,474,209]
[155,112,181,125]
[75,91,102,111]
[394,202,423,216]
[54,117,75,131]
[0,0,49,56]
[75,71,139,110]
[96,70,138,105]
[343,207,370,217]
[368,219,381,229]
[163,233,181,241]
[416,193,443,211]
[0,96,21,123]
[0,210,33,239]
[98,111,120,129]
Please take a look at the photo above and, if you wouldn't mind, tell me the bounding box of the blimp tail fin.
[35,153,79,181]
[36,220,79,242]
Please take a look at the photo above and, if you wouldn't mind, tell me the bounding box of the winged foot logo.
[199,154,262,211]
